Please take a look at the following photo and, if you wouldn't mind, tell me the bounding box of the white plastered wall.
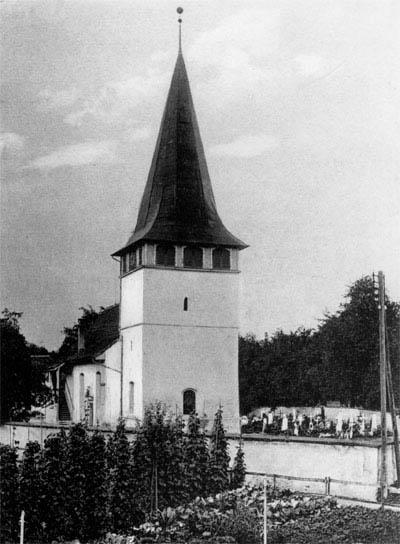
[69,341,121,426]
[120,266,240,432]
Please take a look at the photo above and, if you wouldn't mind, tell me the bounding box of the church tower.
[113,16,247,432]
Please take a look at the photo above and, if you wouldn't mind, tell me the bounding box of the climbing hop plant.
[208,407,230,495]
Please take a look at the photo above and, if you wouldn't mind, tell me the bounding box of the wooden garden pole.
[385,328,400,487]
[378,271,388,503]
[263,475,267,544]
[19,511,25,544]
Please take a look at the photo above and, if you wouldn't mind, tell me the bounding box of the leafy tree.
[318,276,400,408]
[19,441,44,542]
[0,445,20,542]
[208,407,230,495]
[1,309,31,422]
[85,430,108,539]
[239,275,400,413]
[230,443,246,489]
[41,430,68,540]
[184,412,210,500]
[57,305,103,358]
[239,334,266,415]
[1,309,51,422]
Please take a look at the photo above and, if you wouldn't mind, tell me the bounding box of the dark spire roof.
[113,51,247,256]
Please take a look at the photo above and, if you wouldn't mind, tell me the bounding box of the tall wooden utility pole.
[386,330,400,487]
[378,271,388,503]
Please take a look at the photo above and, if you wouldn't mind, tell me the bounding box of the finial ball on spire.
[177,7,183,14]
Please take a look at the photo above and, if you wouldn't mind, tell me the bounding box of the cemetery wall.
[1,422,396,502]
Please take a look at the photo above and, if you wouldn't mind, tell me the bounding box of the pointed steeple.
[113,18,247,257]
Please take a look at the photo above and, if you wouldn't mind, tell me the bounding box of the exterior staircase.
[58,373,72,422]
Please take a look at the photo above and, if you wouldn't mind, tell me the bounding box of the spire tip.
[177,7,183,52]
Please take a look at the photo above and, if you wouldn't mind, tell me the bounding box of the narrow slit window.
[79,373,85,421]
[95,371,101,424]
[183,297,188,311]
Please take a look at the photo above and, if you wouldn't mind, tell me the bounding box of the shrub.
[85,429,108,538]
[0,444,20,542]
[19,440,44,541]
[108,419,136,531]
[41,430,68,540]
[230,444,246,489]
[184,413,210,500]
[64,423,90,539]
[208,408,230,495]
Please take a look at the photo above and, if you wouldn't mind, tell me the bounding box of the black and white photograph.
[1,1,399,542]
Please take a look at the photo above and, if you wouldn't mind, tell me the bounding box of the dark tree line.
[0,310,51,423]
[239,276,400,414]
[0,406,244,543]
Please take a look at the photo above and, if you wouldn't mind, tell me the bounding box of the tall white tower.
[112,35,247,433]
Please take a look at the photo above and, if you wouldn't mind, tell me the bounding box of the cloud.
[26,140,117,170]
[64,66,169,127]
[124,126,151,141]
[38,87,79,111]
[187,9,280,105]
[0,132,25,154]
[294,54,325,76]
[210,134,279,158]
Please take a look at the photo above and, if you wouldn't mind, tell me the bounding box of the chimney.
[77,319,85,355]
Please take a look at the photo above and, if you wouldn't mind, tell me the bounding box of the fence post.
[19,510,25,544]
[263,475,268,544]
[273,474,276,492]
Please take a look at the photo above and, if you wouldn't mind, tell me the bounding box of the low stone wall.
[1,422,396,502]
[231,434,397,502]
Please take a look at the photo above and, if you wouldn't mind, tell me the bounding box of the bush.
[41,430,68,540]
[230,444,246,489]
[208,408,230,495]
[0,444,20,542]
[64,423,90,539]
[19,441,44,541]
[184,413,210,501]
[85,429,108,538]
[267,505,400,543]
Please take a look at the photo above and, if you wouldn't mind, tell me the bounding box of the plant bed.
[267,505,400,544]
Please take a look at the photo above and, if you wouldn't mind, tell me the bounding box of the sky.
[1,0,399,350]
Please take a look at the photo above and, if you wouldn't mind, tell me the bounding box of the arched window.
[95,371,101,424]
[212,247,230,270]
[129,381,134,414]
[79,373,85,421]
[156,244,175,267]
[183,246,203,268]
[183,297,188,311]
[183,389,196,415]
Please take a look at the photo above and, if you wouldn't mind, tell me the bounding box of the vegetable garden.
[1,404,399,544]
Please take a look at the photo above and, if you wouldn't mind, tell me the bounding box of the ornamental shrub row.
[0,405,245,543]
